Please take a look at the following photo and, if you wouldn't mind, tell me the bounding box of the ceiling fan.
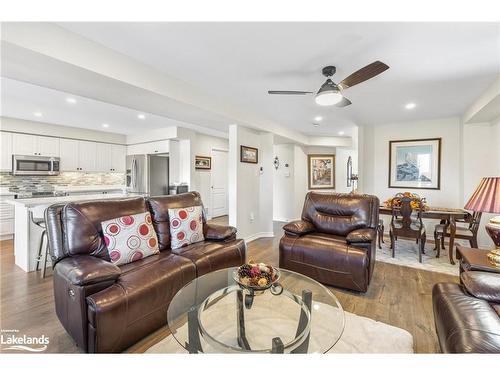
[268,61,389,107]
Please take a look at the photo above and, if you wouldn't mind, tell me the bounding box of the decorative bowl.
[233,262,281,291]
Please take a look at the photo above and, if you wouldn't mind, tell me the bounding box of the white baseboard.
[0,234,13,241]
[244,232,274,243]
[272,217,298,223]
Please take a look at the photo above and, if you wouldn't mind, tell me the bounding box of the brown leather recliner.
[432,271,500,353]
[45,192,246,353]
[279,192,379,292]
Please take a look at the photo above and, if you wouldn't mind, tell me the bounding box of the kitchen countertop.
[6,193,141,208]
[53,185,127,193]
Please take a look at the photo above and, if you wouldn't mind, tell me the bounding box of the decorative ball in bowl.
[233,262,281,291]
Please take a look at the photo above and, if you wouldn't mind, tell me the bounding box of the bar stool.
[29,207,50,278]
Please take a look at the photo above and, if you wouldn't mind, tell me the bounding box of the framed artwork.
[308,154,335,190]
[389,138,441,190]
[240,145,258,164]
[195,155,211,170]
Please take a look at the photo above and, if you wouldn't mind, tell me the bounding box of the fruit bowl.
[233,262,281,291]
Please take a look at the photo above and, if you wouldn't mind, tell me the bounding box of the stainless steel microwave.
[12,155,60,176]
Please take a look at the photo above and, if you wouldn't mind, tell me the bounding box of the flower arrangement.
[383,192,428,210]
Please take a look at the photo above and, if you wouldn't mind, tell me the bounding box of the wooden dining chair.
[389,193,427,263]
[433,211,482,257]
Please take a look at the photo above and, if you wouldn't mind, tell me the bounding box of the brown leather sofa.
[279,192,379,292]
[45,192,246,353]
[432,271,500,353]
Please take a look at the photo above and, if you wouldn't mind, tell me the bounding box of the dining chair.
[389,193,427,263]
[433,211,482,258]
[377,219,385,249]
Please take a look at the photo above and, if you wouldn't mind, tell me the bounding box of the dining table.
[379,206,469,265]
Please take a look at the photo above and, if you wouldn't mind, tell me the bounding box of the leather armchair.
[46,192,246,353]
[279,192,380,292]
[432,271,500,353]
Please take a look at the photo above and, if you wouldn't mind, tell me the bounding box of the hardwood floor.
[0,217,457,354]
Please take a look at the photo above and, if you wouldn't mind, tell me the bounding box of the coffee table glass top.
[167,267,345,353]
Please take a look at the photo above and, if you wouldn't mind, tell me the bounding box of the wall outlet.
[250,212,254,222]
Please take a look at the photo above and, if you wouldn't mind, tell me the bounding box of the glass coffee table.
[167,267,345,353]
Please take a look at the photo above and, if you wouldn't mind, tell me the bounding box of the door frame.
[210,147,229,219]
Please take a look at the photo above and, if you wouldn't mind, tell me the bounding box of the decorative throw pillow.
[101,211,160,266]
[168,205,205,249]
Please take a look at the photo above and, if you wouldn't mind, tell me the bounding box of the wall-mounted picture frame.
[308,154,335,190]
[240,145,258,164]
[388,138,441,190]
[195,155,212,170]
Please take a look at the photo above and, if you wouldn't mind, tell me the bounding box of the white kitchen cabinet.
[78,141,97,172]
[127,140,169,155]
[0,132,13,171]
[12,133,37,156]
[96,143,112,172]
[59,139,80,171]
[36,136,60,157]
[0,193,15,239]
[12,134,60,157]
[111,144,126,172]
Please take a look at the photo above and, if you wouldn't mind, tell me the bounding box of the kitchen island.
[7,193,139,272]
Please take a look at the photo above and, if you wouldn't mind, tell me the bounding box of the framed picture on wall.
[240,145,258,163]
[195,155,212,170]
[308,154,335,189]
[388,138,441,190]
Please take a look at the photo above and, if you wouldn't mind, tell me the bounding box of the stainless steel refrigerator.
[126,154,169,196]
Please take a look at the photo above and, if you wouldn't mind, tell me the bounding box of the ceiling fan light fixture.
[315,79,343,106]
[315,90,343,106]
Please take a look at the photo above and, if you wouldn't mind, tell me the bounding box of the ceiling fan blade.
[268,90,313,95]
[336,97,352,107]
[338,61,389,90]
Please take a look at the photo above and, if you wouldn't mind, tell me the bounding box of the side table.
[456,245,500,275]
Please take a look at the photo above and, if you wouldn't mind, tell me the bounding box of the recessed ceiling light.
[65,97,77,104]
[33,112,43,117]
[102,123,109,128]
[405,102,416,110]
[338,131,345,136]
[314,116,323,122]
[137,114,146,120]
[313,123,320,127]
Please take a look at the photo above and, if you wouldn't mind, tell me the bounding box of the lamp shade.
[464,177,500,214]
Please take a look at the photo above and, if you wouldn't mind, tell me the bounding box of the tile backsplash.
[0,172,126,193]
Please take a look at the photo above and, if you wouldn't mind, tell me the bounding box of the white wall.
[273,144,295,222]
[362,117,462,235]
[229,125,274,241]
[273,142,359,222]
[361,116,500,247]
[462,122,500,246]
[1,116,126,144]
[192,133,229,217]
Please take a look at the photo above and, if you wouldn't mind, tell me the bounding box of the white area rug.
[146,308,414,354]
[376,236,460,276]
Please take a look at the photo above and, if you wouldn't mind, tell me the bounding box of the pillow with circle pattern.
[168,205,205,249]
[101,211,160,266]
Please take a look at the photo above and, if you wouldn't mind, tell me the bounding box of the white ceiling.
[59,22,499,130]
[0,77,228,137]
[2,22,499,138]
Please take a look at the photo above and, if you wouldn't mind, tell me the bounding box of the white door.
[36,136,60,157]
[12,133,37,156]
[111,144,126,172]
[210,149,229,218]
[95,143,112,172]
[59,139,79,171]
[78,141,97,172]
[0,132,13,171]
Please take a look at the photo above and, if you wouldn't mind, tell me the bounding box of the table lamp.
[464,177,500,266]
